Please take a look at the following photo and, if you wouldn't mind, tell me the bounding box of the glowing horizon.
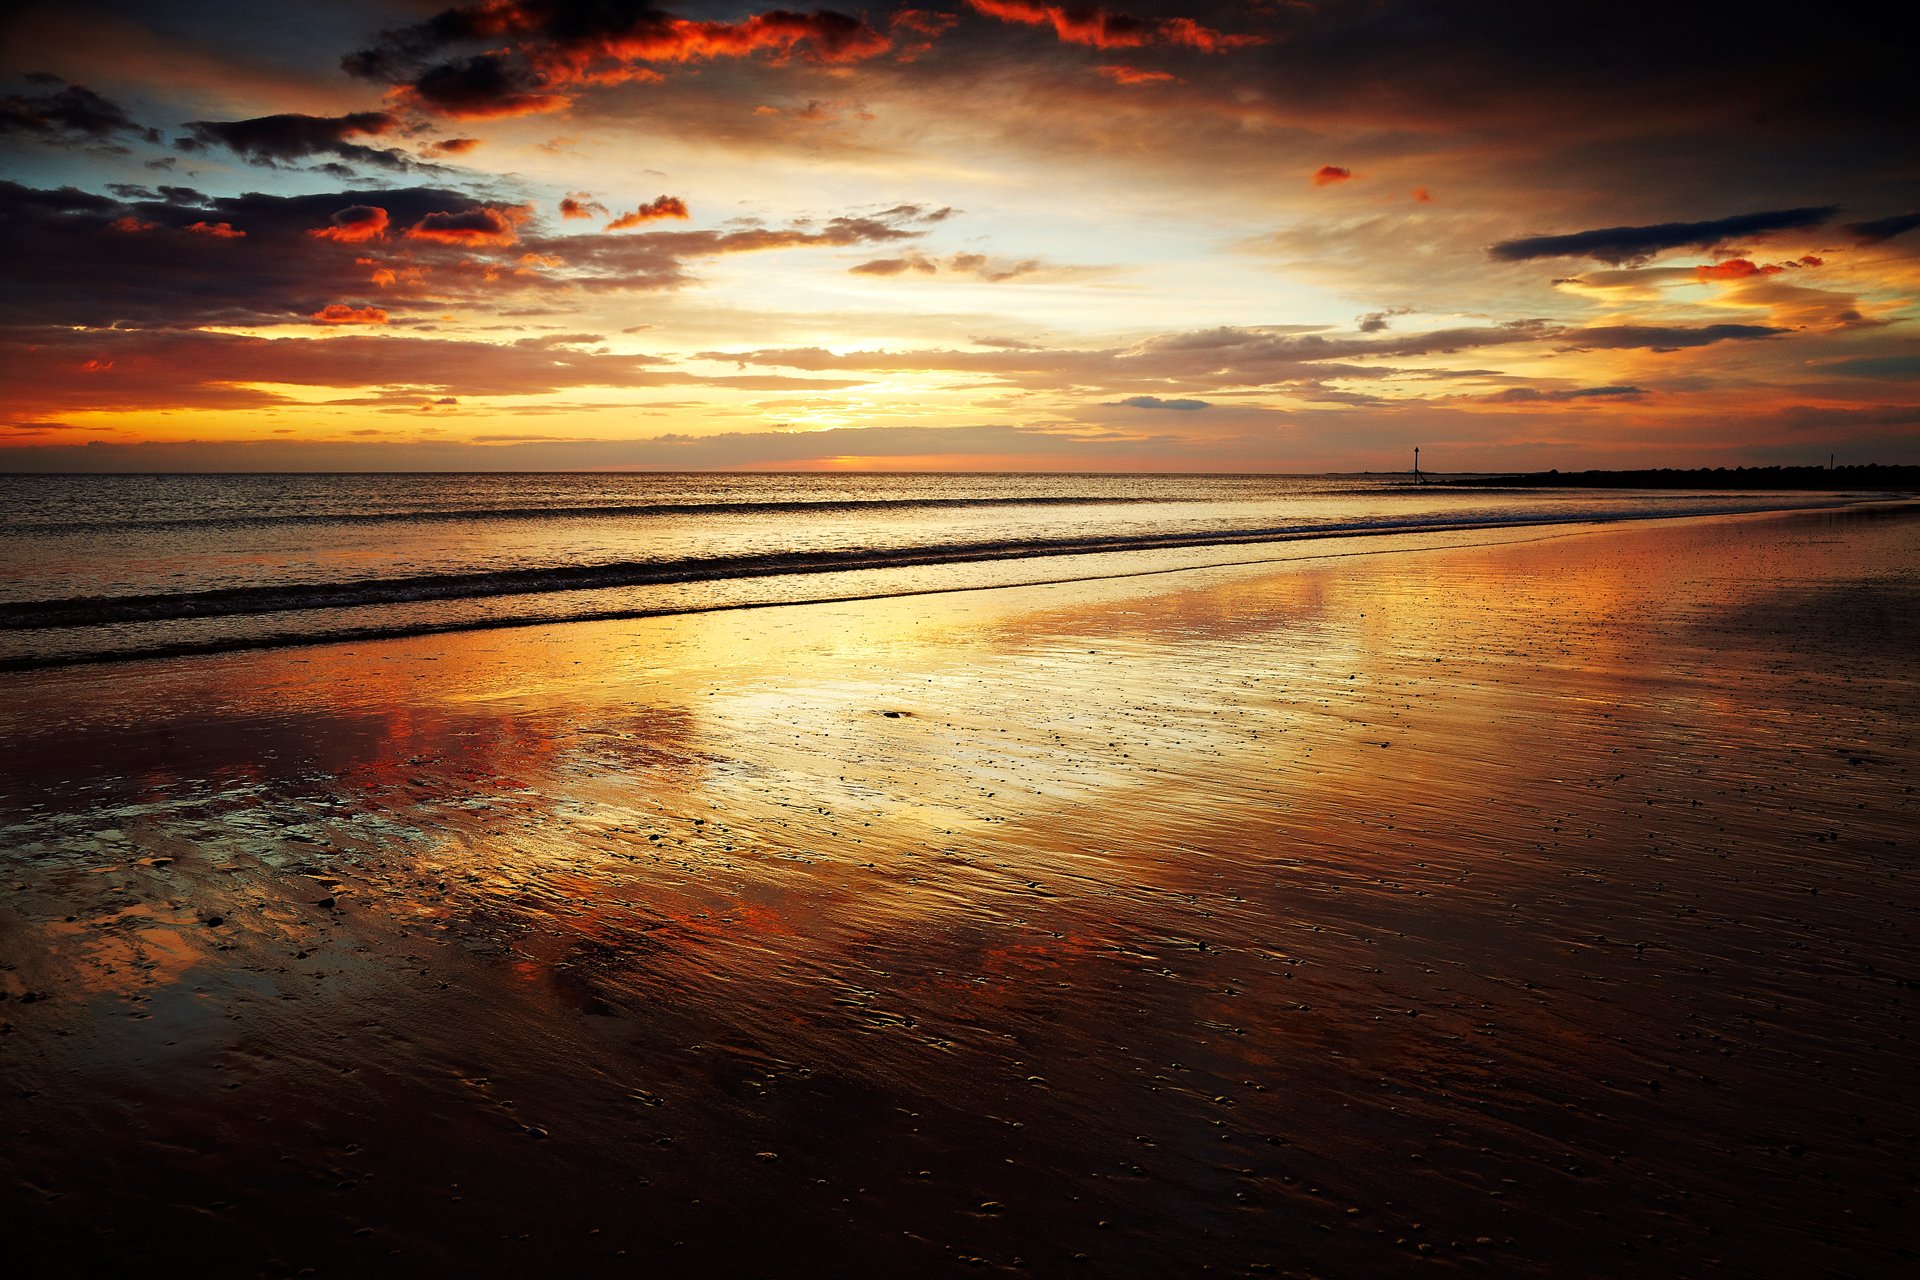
[3,1,1915,472]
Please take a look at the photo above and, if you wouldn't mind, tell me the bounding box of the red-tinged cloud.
[1413,187,1433,203]
[606,196,690,230]
[965,1,1263,51]
[426,137,483,155]
[111,216,156,233]
[1312,165,1353,186]
[585,11,892,66]
[311,303,391,324]
[349,4,895,119]
[560,193,609,219]
[891,7,960,59]
[186,221,245,238]
[405,206,522,247]
[1096,64,1178,85]
[1696,258,1779,280]
[308,205,392,243]
[1696,255,1825,281]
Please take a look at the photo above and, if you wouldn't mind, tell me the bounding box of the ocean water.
[0,472,1879,669]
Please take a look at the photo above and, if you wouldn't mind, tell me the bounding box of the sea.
[0,472,1883,670]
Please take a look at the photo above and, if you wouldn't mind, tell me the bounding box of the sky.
[2,0,1915,472]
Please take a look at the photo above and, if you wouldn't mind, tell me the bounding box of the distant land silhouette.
[1444,464,1920,490]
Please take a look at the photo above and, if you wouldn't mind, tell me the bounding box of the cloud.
[1482,385,1645,403]
[1311,165,1353,186]
[1094,65,1178,86]
[0,79,159,147]
[178,111,418,171]
[1107,395,1211,410]
[1490,206,1839,265]
[851,254,939,276]
[1357,308,1413,333]
[309,205,392,244]
[850,250,1044,281]
[1,326,678,418]
[186,221,246,239]
[425,137,483,156]
[965,2,1265,52]
[405,206,524,247]
[311,304,391,325]
[1555,324,1785,350]
[607,196,691,230]
[560,193,610,219]
[346,3,896,119]
[0,181,953,337]
[1843,211,1920,244]
[1693,255,1824,281]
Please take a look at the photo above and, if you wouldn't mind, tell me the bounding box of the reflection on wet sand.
[3,507,1917,1277]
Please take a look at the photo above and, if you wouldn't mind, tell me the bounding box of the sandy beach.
[3,503,1916,1278]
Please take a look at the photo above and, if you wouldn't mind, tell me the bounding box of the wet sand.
[3,505,1916,1278]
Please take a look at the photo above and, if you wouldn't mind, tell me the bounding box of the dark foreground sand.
[3,505,1916,1279]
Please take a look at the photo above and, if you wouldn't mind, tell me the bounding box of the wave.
[2,492,1170,535]
[0,503,1816,634]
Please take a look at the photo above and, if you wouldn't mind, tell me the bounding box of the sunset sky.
[3,0,1915,472]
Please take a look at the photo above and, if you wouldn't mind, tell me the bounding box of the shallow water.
[0,472,1885,667]
[2,506,1916,1278]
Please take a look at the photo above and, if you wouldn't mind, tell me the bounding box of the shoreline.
[5,496,1913,674]
[4,503,1916,1277]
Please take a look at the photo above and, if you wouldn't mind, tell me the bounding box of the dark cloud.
[0,79,159,147]
[1554,324,1786,351]
[1107,395,1211,410]
[178,112,419,171]
[1491,207,1839,266]
[346,2,895,118]
[1483,385,1645,402]
[1843,212,1920,244]
[399,53,572,119]
[1,326,676,418]
[1357,308,1412,333]
[0,181,950,336]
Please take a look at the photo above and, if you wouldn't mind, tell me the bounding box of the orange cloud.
[425,136,482,155]
[1096,64,1178,85]
[311,304,390,325]
[1312,165,1353,186]
[966,1,1263,52]
[111,216,156,233]
[308,206,391,244]
[586,12,892,66]
[606,196,691,230]
[1695,255,1825,281]
[1413,186,1433,203]
[352,7,900,118]
[405,206,522,247]
[186,221,245,238]
[559,193,609,219]
[891,8,960,60]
